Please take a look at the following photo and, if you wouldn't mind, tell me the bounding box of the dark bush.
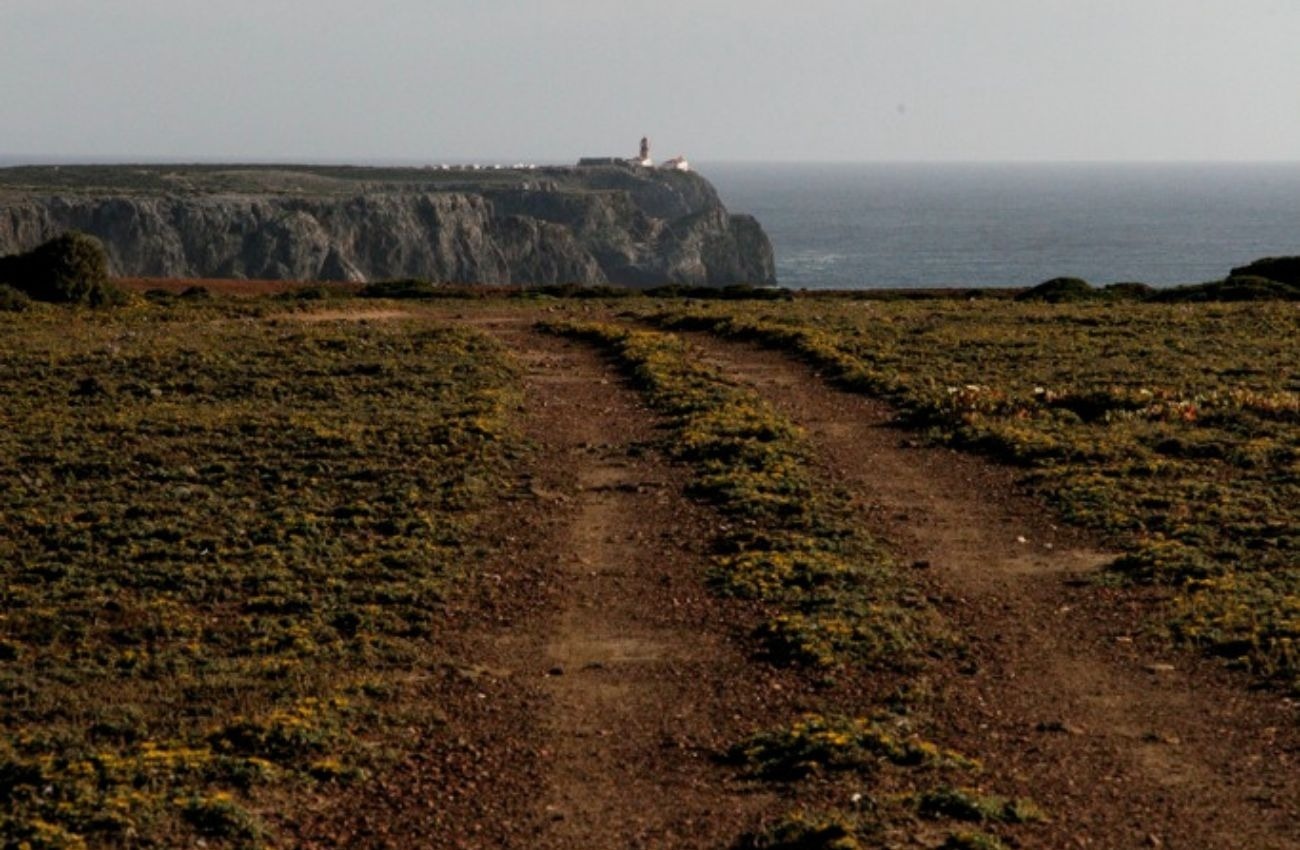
[1015,277,1095,303]
[1102,282,1154,300]
[1215,275,1300,301]
[0,231,121,305]
[0,283,32,312]
[275,284,349,301]
[644,283,792,301]
[360,278,442,299]
[1230,256,1300,286]
[1150,275,1300,303]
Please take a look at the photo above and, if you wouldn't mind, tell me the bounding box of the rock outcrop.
[0,164,776,287]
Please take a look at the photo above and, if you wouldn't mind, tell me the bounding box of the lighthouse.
[634,136,653,167]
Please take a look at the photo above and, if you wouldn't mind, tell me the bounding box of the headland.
[0,162,775,287]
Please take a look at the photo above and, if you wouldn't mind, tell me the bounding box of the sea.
[701,162,1300,290]
[5,156,1299,290]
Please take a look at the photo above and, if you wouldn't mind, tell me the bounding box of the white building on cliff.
[576,137,689,171]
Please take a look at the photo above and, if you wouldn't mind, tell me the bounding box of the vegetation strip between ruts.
[0,309,521,849]
[637,303,1300,694]
[541,319,1036,850]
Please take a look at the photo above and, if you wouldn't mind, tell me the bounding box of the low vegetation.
[637,299,1300,691]
[541,320,1034,849]
[728,713,976,780]
[4,272,1293,845]
[0,305,520,847]
[539,319,930,669]
[1014,274,1300,304]
[1230,256,1300,287]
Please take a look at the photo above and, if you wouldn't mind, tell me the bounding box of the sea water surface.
[703,162,1300,289]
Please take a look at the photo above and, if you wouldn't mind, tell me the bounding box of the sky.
[2,0,1298,164]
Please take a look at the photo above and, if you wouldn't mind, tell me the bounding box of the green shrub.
[1015,277,1094,303]
[942,831,1008,850]
[523,283,634,299]
[916,786,1043,824]
[744,812,868,850]
[644,283,792,300]
[0,231,120,305]
[277,284,349,301]
[1151,275,1300,303]
[1102,281,1154,300]
[360,278,441,299]
[179,794,262,843]
[1230,255,1300,286]
[361,278,508,299]
[728,714,974,780]
[0,284,32,312]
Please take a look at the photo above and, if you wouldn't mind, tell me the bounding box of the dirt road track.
[292,307,1298,849]
[688,332,1300,849]
[504,328,781,848]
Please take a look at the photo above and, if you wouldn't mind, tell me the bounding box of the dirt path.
[285,313,789,849]
[685,332,1300,849]
[469,317,790,849]
[289,306,1297,849]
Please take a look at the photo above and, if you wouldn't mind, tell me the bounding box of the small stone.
[1038,720,1086,736]
[1145,663,1176,674]
[1143,731,1181,745]
[1016,535,1028,544]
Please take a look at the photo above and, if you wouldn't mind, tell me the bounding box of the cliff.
[0,164,776,287]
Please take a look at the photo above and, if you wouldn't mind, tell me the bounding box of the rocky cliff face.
[0,164,776,287]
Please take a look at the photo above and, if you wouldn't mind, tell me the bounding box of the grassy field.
[637,299,1300,690]
[0,303,520,848]
[1,289,1296,848]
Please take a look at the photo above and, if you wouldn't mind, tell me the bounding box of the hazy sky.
[3,0,1298,163]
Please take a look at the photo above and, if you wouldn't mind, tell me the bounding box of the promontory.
[0,163,776,287]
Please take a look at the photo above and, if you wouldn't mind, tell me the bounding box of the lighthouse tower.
[634,136,653,167]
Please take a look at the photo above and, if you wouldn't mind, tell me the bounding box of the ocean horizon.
[4,157,1298,290]
[702,161,1300,290]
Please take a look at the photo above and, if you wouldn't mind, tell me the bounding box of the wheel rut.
[682,332,1300,850]
[474,317,781,850]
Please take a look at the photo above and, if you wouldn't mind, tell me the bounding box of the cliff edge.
[0,164,776,287]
